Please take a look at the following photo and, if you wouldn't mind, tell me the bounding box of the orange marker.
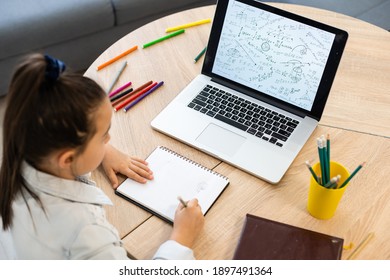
[97,45,138,70]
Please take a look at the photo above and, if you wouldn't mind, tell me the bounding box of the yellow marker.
[166,18,211,33]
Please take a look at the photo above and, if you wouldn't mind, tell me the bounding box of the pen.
[124,81,164,112]
[194,46,207,63]
[97,45,138,71]
[108,81,132,98]
[177,196,188,208]
[106,61,127,93]
[110,87,133,102]
[111,80,153,108]
[166,18,211,33]
[142,29,185,49]
[114,82,157,111]
[338,162,366,189]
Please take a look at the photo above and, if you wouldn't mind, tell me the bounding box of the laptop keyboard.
[188,85,300,147]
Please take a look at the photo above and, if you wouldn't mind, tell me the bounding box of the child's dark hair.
[0,53,107,230]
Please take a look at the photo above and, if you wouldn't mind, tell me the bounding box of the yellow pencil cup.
[307,161,350,220]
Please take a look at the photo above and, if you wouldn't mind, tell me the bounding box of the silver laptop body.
[152,0,348,183]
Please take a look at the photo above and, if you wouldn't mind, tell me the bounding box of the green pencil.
[305,161,319,184]
[339,162,366,188]
[326,134,330,164]
[326,134,331,183]
[317,138,326,185]
[322,139,330,183]
[142,29,185,49]
[324,175,340,189]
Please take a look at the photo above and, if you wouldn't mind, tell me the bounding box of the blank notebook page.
[115,146,229,222]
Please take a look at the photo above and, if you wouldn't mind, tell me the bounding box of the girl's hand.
[170,198,205,248]
[102,144,153,189]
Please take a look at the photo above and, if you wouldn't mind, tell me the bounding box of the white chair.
[0,220,17,259]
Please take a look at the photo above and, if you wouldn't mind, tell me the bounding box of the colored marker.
[124,81,164,112]
[194,46,207,63]
[106,61,127,93]
[108,81,132,98]
[142,29,185,49]
[111,81,153,108]
[97,46,138,71]
[165,18,211,33]
[338,162,366,189]
[110,87,133,102]
[114,82,157,111]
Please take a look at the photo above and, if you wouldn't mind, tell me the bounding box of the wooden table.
[85,4,390,260]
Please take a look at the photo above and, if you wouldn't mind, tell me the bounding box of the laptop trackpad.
[196,123,246,157]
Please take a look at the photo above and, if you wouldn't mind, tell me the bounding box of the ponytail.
[0,54,106,230]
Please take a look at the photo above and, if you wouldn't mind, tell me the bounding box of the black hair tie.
[44,55,66,81]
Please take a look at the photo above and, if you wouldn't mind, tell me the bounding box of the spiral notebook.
[115,146,229,223]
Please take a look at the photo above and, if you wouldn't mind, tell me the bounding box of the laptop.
[151,0,348,184]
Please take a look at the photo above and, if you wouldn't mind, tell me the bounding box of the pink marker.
[108,81,132,98]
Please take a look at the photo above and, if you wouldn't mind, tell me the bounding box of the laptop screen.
[203,0,348,119]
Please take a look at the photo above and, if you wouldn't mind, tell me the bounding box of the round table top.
[85,3,390,260]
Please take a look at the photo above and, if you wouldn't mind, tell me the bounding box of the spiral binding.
[158,146,229,181]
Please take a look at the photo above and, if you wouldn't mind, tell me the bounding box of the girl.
[0,54,204,259]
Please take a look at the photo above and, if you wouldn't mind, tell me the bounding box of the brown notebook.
[233,214,343,260]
